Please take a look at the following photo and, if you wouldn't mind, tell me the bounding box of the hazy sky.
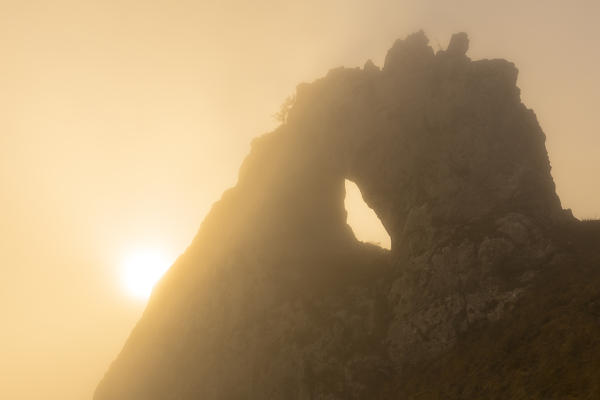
[1,1,599,398]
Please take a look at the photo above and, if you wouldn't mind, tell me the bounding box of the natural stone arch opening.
[344,179,391,250]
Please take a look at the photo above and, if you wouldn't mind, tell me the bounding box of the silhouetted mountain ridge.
[95,32,600,399]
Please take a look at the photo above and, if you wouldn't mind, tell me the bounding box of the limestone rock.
[383,30,434,73]
[447,31,469,56]
[94,32,600,399]
[363,59,379,73]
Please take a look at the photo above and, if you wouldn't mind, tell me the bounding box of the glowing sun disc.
[120,249,171,300]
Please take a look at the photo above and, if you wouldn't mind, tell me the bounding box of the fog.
[1,1,598,398]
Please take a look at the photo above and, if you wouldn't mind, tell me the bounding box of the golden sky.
[1,1,599,398]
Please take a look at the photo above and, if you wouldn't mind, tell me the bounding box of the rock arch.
[95,32,569,400]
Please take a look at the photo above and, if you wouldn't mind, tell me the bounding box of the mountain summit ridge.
[95,32,600,399]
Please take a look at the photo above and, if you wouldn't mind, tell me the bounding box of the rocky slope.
[95,32,600,399]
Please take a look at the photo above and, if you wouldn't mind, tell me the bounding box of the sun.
[120,248,172,300]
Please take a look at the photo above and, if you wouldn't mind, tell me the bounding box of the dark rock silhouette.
[95,32,600,399]
[446,32,469,56]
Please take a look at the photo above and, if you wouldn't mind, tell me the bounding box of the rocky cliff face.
[95,32,600,399]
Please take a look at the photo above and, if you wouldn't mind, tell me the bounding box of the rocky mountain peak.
[95,32,599,399]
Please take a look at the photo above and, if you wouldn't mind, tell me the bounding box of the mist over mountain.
[95,32,600,399]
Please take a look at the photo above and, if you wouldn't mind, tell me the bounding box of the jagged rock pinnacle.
[447,31,469,55]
